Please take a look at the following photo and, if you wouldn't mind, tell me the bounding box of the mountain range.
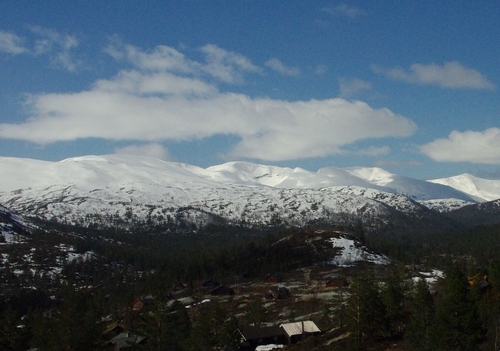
[1,154,500,235]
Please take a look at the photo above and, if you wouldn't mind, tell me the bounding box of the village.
[105,265,357,350]
[103,249,453,351]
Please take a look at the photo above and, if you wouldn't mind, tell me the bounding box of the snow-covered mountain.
[428,173,500,202]
[0,154,497,233]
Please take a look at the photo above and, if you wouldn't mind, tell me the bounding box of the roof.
[279,321,320,337]
[110,332,146,349]
[103,321,124,335]
[239,326,285,341]
[210,285,234,295]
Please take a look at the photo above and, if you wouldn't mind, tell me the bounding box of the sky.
[0,1,499,180]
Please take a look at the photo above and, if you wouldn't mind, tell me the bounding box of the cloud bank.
[421,128,500,164]
[373,61,495,89]
[0,43,417,162]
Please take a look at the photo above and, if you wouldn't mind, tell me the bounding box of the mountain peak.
[343,167,395,186]
[429,173,500,202]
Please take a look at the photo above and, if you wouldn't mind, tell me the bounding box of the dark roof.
[110,332,146,349]
[239,325,286,341]
[103,322,125,335]
[210,285,234,295]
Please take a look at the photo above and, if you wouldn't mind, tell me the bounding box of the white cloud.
[339,77,372,97]
[30,26,80,71]
[322,4,367,18]
[372,61,495,90]
[114,143,171,160]
[265,58,300,76]
[0,30,27,54]
[200,44,262,83]
[120,44,194,73]
[106,41,262,84]
[0,27,80,71]
[350,146,390,156]
[374,159,424,167]
[315,65,327,75]
[420,128,500,164]
[0,44,417,162]
[94,70,217,97]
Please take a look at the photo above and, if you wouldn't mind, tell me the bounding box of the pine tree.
[245,298,266,326]
[0,306,30,351]
[432,265,483,350]
[345,271,386,349]
[136,299,191,351]
[478,259,500,350]
[405,278,435,351]
[381,264,406,337]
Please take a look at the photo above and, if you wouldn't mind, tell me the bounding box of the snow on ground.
[0,231,24,244]
[256,345,284,350]
[413,269,444,285]
[67,251,95,263]
[328,235,389,266]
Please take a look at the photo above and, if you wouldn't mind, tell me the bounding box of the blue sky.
[0,1,499,180]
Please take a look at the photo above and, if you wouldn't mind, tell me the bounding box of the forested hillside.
[2,217,500,350]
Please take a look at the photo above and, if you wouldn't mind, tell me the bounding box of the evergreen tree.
[478,259,500,350]
[405,278,435,351]
[381,264,406,337]
[136,299,191,351]
[345,271,386,349]
[432,265,483,350]
[0,306,30,351]
[186,301,239,351]
[30,287,104,351]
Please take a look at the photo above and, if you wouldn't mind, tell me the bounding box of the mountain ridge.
[1,154,499,234]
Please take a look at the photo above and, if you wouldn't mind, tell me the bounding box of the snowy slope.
[329,234,389,266]
[0,154,492,231]
[428,173,500,202]
[344,167,476,202]
[0,205,33,244]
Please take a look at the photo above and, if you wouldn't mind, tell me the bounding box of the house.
[103,322,125,340]
[172,282,186,292]
[265,273,283,283]
[210,285,235,296]
[131,299,144,311]
[238,325,287,350]
[326,277,348,288]
[131,294,156,311]
[142,294,155,305]
[468,274,491,295]
[109,332,146,350]
[262,286,290,299]
[279,321,321,344]
[203,279,220,288]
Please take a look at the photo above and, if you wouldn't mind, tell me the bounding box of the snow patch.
[328,235,389,266]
